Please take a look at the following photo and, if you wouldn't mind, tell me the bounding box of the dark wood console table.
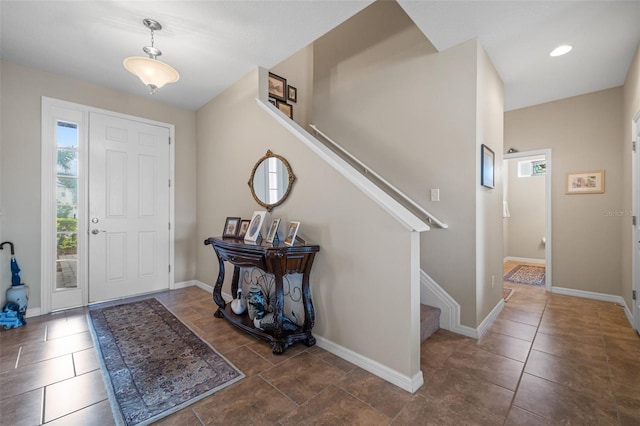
[204,236,320,354]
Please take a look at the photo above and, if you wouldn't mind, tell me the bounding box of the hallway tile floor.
[1,281,639,425]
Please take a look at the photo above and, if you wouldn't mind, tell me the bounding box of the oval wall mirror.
[248,150,296,211]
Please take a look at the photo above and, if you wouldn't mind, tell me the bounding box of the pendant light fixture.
[123,19,179,94]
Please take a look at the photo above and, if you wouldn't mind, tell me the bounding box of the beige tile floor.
[1,265,639,425]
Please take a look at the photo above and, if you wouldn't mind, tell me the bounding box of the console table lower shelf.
[215,305,316,354]
[204,236,320,354]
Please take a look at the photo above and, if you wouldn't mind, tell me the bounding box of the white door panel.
[89,113,169,302]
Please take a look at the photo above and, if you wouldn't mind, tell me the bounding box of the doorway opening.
[503,150,552,295]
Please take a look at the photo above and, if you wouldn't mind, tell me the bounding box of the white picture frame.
[244,211,267,242]
[284,221,300,246]
[266,218,281,244]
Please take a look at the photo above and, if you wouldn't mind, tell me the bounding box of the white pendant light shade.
[123,19,179,93]
[123,56,179,89]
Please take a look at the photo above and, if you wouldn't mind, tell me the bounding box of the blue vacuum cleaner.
[0,241,28,329]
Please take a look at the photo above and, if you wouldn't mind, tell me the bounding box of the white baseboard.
[477,299,504,338]
[621,298,633,326]
[419,270,457,331]
[191,279,213,293]
[25,307,42,318]
[504,257,546,265]
[552,286,634,328]
[172,280,197,290]
[188,280,233,302]
[315,335,424,393]
[419,269,503,339]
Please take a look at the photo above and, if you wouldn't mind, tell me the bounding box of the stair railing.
[309,124,448,229]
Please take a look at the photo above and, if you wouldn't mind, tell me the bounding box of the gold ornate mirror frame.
[248,149,296,211]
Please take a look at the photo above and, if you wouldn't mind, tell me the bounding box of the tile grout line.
[14,346,22,369]
[40,386,45,425]
[502,291,551,425]
[599,309,623,425]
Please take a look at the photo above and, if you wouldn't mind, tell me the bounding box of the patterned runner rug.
[504,265,546,286]
[88,298,244,426]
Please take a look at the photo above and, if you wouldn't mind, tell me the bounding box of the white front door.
[633,111,640,333]
[88,112,170,302]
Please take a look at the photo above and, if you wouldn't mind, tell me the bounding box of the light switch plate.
[430,188,440,202]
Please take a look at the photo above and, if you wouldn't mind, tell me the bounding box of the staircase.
[420,304,441,342]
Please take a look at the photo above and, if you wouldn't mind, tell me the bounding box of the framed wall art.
[566,170,605,194]
[268,72,287,101]
[222,217,241,238]
[276,100,293,119]
[287,85,297,103]
[481,144,495,189]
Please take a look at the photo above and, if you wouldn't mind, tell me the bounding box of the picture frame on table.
[481,144,495,189]
[222,217,241,238]
[265,218,281,244]
[284,221,300,246]
[268,72,287,101]
[245,211,268,242]
[566,170,605,194]
[237,219,251,239]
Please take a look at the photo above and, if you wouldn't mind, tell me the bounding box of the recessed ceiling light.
[550,45,573,57]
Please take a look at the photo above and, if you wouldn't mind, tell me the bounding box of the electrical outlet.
[430,188,440,202]
[491,275,495,288]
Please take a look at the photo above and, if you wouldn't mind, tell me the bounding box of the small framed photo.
[223,217,241,238]
[276,100,293,119]
[481,144,495,189]
[284,221,300,246]
[266,218,281,244]
[237,219,251,239]
[287,85,297,103]
[268,97,277,106]
[566,170,605,194]
[245,211,268,242]
[268,72,287,101]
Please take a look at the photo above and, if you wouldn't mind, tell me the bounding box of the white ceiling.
[1,1,638,112]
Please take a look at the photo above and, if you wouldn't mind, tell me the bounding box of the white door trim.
[632,110,640,332]
[40,97,175,314]
[503,149,552,291]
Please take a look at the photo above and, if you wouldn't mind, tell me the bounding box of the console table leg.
[271,341,286,354]
[214,308,225,318]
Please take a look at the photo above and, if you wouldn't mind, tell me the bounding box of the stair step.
[420,304,441,342]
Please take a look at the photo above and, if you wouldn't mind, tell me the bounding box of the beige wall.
[505,87,624,295]
[622,42,640,310]
[0,61,197,310]
[506,156,546,260]
[312,0,503,327]
[195,68,418,377]
[270,44,314,131]
[475,44,505,324]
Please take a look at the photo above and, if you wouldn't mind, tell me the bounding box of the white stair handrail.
[309,124,448,229]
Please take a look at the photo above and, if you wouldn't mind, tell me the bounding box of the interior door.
[88,112,170,302]
[634,112,640,333]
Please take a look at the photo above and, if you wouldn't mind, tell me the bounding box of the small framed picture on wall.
[481,144,495,189]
